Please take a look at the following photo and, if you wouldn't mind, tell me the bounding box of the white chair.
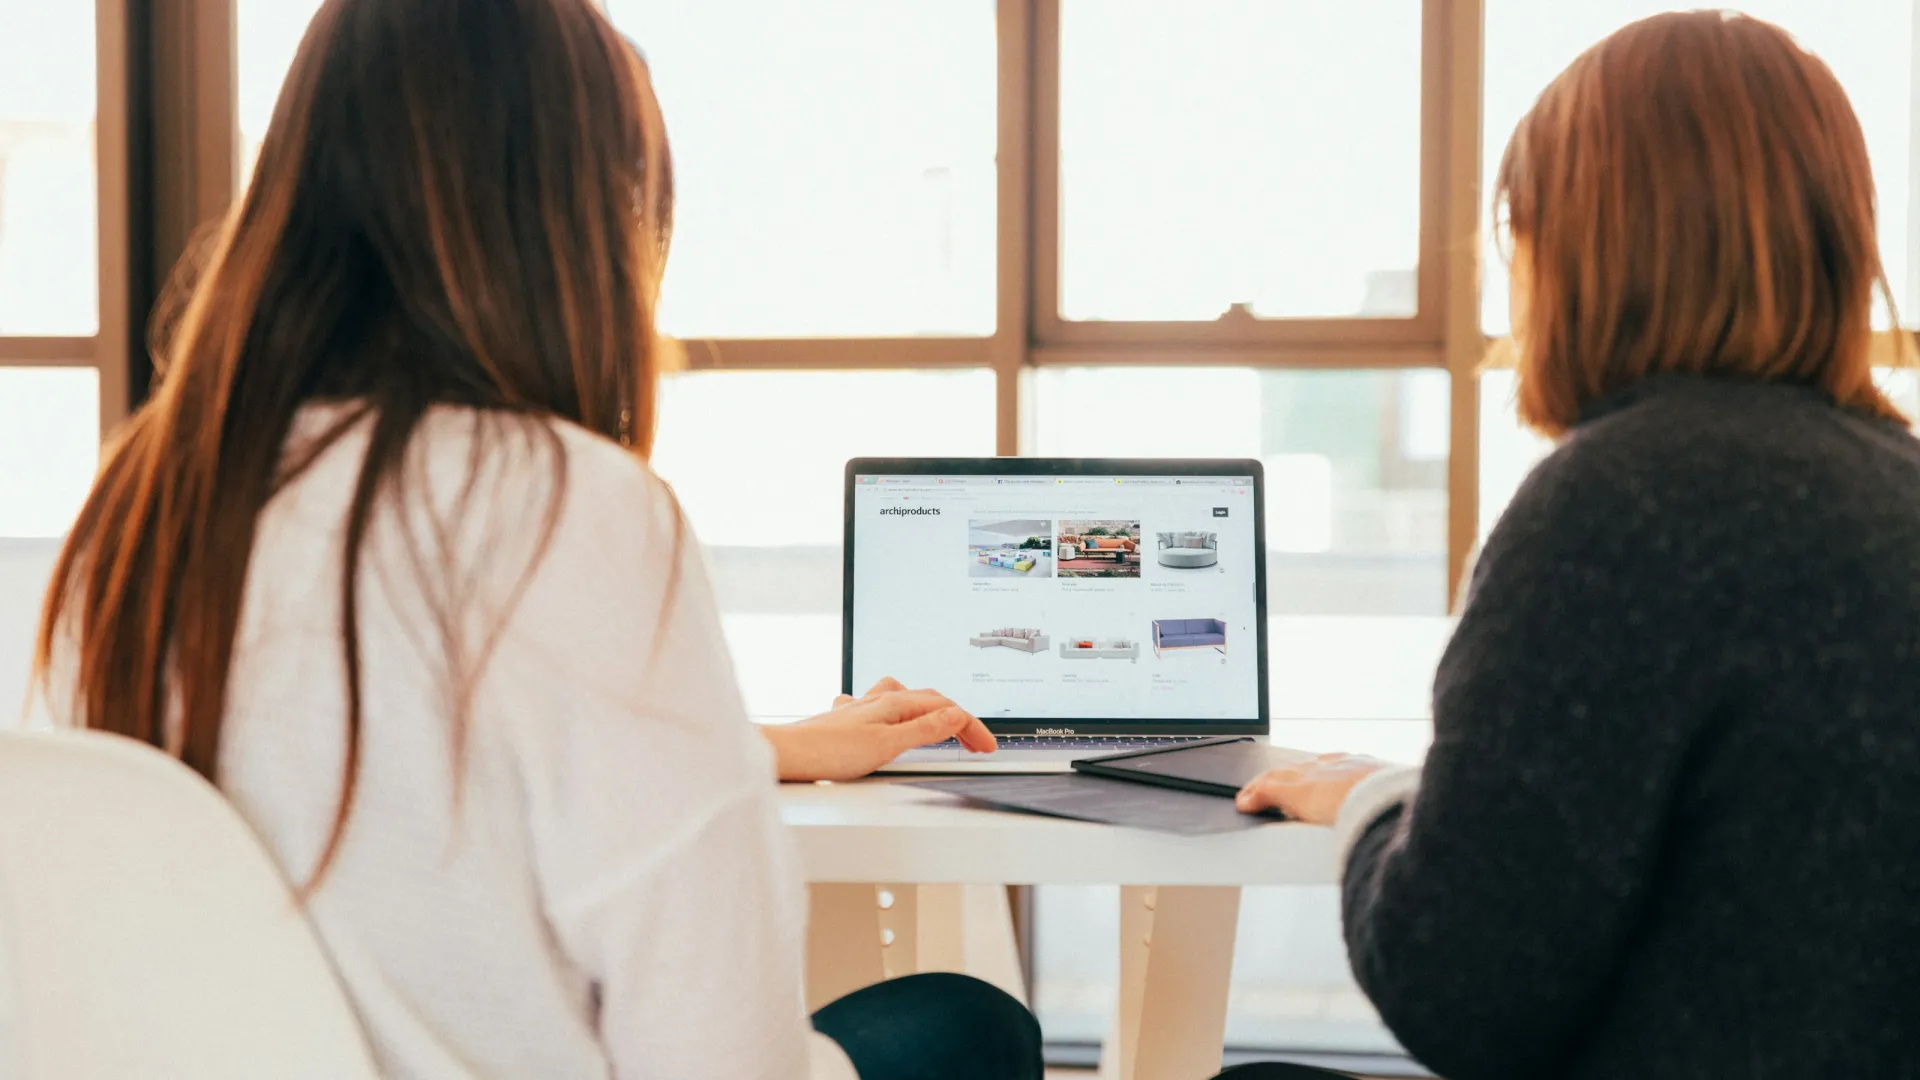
[0,728,379,1080]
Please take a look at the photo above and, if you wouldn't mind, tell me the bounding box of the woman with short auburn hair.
[1229,11,1920,1080]
[1498,8,1901,435]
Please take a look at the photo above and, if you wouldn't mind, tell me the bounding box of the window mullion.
[995,0,1036,456]
[1441,0,1487,608]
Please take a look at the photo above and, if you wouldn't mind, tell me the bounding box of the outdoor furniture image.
[969,628,1050,653]
[976,549,1038,572]
[967,519,1053,579]
[1155,531,1219,568]
[1057,536,1136,563]
[1152,618,1227,657]
[1058,638,1140,660]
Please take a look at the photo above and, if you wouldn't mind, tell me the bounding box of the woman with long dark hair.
[1231,11,1920,1080]
[36,1,1034,1076]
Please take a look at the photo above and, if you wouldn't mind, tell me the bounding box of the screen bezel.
[842,457,1270,737]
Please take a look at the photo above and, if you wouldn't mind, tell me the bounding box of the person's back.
[1550,378,1920,1076]
[213,406,807,1077]
[1335,375,1920,1079]
[29,1,1045,1077]
[1227,12,1920,1079]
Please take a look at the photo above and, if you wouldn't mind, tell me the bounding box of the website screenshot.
[850,473,1261,723]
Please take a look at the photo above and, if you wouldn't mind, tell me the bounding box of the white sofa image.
[1058,638,1140,660]
[1156,531,1219,568]
[970,627,1050,653]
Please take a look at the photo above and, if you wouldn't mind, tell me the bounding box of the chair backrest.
[0,728,379,1080]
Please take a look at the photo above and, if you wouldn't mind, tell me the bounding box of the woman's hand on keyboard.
[761,677,997,782]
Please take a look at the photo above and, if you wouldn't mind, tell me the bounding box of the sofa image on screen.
[1152,618,1226,657]
[1057,536,1136,562]
[1058,637,1139,660]
[969,519,1053,579]
[976,549,1039,572]
[970,627,1050,653]
[1156,531,1218,568]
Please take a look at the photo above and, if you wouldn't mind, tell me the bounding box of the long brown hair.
[36,0,675,888]
[1496,10,1905,436]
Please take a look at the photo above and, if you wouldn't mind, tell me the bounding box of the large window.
[648,369,998,717]
[237,0,326,186]
[1031,368,1448,620]
[1058,1,1424,323]
[0,368,99,539]
[0,0,105,545]
[0,0,97,336]
[607,0,998,338]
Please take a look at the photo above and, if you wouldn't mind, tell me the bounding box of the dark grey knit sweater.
[1344,375,1920,1080]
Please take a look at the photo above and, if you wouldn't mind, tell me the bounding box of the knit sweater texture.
[1343,375,1920,1079]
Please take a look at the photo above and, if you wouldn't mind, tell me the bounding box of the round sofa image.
[1156,531,1219,568]
[970,627,1049,653]
[1058,637,1140,660]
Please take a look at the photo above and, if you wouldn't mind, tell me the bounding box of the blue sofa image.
[1152,618,1227,657]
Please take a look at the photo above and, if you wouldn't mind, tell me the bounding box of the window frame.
[1,0,243,443]
[77,0,1491,596]
[61,0,1920,604]
[1028,0,1452,350]
[0,0,134,435]
[647,0,1490,605]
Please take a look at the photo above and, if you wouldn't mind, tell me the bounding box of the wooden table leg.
[902,883,1029,999]
[1101,885,1241,1080]
[806,883,886,1012]
[806,883,1030,1012]
[912,884,1028,1006]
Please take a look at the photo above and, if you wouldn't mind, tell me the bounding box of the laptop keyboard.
[933,735,1213,752]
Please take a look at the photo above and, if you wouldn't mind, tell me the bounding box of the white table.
[780,778,1338,1080]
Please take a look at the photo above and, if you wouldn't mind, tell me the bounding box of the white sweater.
[145,408,841,1079]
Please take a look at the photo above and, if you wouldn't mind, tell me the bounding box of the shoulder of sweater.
[1526,380,1900,510]
[1560,378,1913,473]
[1477,378,1920,600]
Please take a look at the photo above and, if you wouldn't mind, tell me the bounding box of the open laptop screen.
[845,460,1267,734]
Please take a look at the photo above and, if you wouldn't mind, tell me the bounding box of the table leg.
[875,885,1027,1001]
[806,884,1030,1011]
[805,884,886,1012]
[1101,885,1241,1080]
[951,884,1028,1006]
[909,883,958,974]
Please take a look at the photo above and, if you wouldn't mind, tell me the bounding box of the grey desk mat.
[907,773,1284,835]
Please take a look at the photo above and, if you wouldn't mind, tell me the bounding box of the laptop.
[845,458,1270,773]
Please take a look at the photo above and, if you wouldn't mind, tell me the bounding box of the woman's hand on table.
[762,677,997,782]
[1234,752,1388,825]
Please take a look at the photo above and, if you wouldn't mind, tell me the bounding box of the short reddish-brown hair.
[1496,10,1905,436]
